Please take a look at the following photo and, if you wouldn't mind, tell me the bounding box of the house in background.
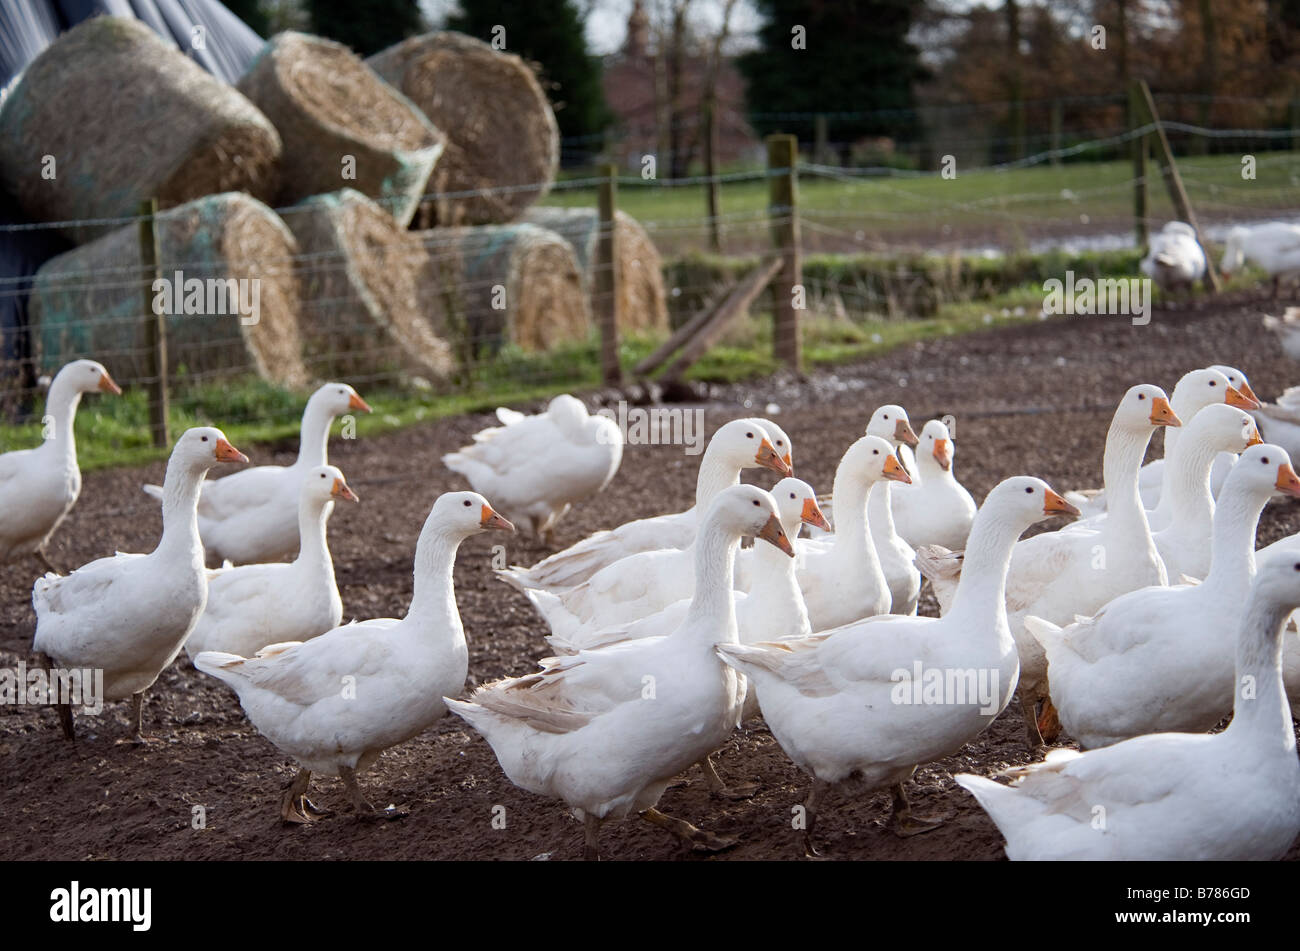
[599,0,760,173]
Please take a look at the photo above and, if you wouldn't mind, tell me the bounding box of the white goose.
[1028,444,1300,749]
[447,485,793,860]
[1221,221,1300,298]
[184,465,359,661]
[1140,220,1206,293]
[796,435,908,631]
[144,382,371,566]
[1262,307,1300,361]
[442,394,622,542]
[960,553,1300,860]
[0,360,120,569]
[33,427,248,740]
[920,384,1178,749]
[497,418,792,593]
[891,418,976,550]
[1250,380,1300,467]
[195,491,514,822]
[718,477,1079,856]
[1151,403,1261,582]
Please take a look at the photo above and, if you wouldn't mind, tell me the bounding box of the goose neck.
[1224,593,1295,748]
[695,452,741,514]
[1102,422,1155,528]
[297,397,335,470]
[294,496,335,575]
[406,522,467,630]
[42,379,83,462]
[945,507,1023,628]
[1162,429,1220,531]
[684,514,741,636]
[155,457,208,562]
[1201,483,1265,596]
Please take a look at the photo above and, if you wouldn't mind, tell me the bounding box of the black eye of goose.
[200,436,208,442]
[463,500,472,507]
[1025,486,1033,493]
[1263,456,1270,465]
[1294,563,1300,572]
[789,492,796,499]
[752,499,760,506]
[1137,393,1145,400]
[320,473,326,478]
[746,432,754,439]
[1209,380,1217,386]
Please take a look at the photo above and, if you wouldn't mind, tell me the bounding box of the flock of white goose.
[8,354,1300,861]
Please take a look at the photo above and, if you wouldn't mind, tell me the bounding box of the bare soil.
[4,290,1300,861]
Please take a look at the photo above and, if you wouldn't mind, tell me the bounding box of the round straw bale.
[522,207,668,334]
[238,32,444,227]
[416,223,589,355]
[284,189,452,381]
[29,193,305,387]
[368,32,559,227]
[0,17,281,244]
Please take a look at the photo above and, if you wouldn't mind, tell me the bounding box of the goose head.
[918,419,955,472]
[1113,383,1181,432]
[547,394,589,431]
[1208,365,1260,408]
[866,404,919,450]
[50,359,121,398]
[982,476,1080,530]
[1171,368,1255,422]
[711,419,791,477]
[1220,226,1249,277]
[302,464,359,505]
[1180,402,1261,455]
[174,427,248,471]
[770,477,830,533]
[1252,547,1300,606]
[429,490,515,538]
[708,484,794,556]
[1224,443,1300,502]
[311,382,372,416]
[843,434,913,488]
[740,417,794,471]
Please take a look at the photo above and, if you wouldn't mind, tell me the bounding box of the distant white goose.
[497,418,792,593]
[143,382,371,566]
[448,485,793,860]
[184,465,358,661]
[1028,443,1300,750]
[891,418,976,550]
[195,492,514,822]
[960,554,1300,860]
[1140,220,1206,293]
[33,427,248,741]
[442,394,622,542]
[1250,379,1300,466]
[1220,222,1300,298]
[719,477,1078,856]
[0,360,120,570]
[1262,307,1300,361]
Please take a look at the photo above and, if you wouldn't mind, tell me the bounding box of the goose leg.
[890,782,943,837]
[699,754,758,800]
[280,769,323,824]
[34,549,58,575]
[583,813,602,861]
[802,778,832,859]
[118,691,161,745]
[35,652,74,741]
[1037,696,1063,744]
[640,807,738,854]
[1020,692,1045,752]
[339,765,406,821]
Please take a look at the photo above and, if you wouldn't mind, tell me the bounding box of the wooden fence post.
[1129,84,1148,249]
[767,134,801,372]
[596,164,622,386]
[704,101,722,252]
[138,198,169,448]
[1049,98,1062,167]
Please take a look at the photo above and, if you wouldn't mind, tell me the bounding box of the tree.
[738,0,929,162]
[304,0,423,56]
[448,0,611,145]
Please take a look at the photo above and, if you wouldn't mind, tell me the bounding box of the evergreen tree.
[448,0,610,145]
[304,0,423,56]
[738,0,928,160]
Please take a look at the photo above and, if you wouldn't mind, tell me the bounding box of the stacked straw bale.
[0,17,281,244]
[284,189,452,380]
[29,193,305,386]
[238,32,444,227]
[522,207,669,334]
[417,224,589,355]
[368,32,559,227]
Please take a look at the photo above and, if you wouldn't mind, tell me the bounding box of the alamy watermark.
[0,662,103,715]
[152,271,260,326]
[595,401,706,455]
[1042,271,1151,326]
[889,661,1000,716]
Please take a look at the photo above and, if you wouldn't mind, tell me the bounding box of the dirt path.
[4,290,1299,860]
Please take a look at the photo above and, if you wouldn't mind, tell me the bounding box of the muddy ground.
[5,290,1300,861]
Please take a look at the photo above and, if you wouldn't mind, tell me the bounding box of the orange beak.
[783,451,793,470]
[894,418,920,448]
[800,496,831,532]
[933,438,952,471]
[97,371,122,395]
[331,477,359,503]
[756,438,793,477]
[1148,396,1182,427]
[1238,380,1260,406]
[214,437,249,464]
[1277,463,1300,498]
[1226,385,1261,410]
[883,453,912,484]
[1247,426,1264,447]
[348,392,373,413]
[1043,487,1081,518]
[480,504,514,532]
[757,513,795,557]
